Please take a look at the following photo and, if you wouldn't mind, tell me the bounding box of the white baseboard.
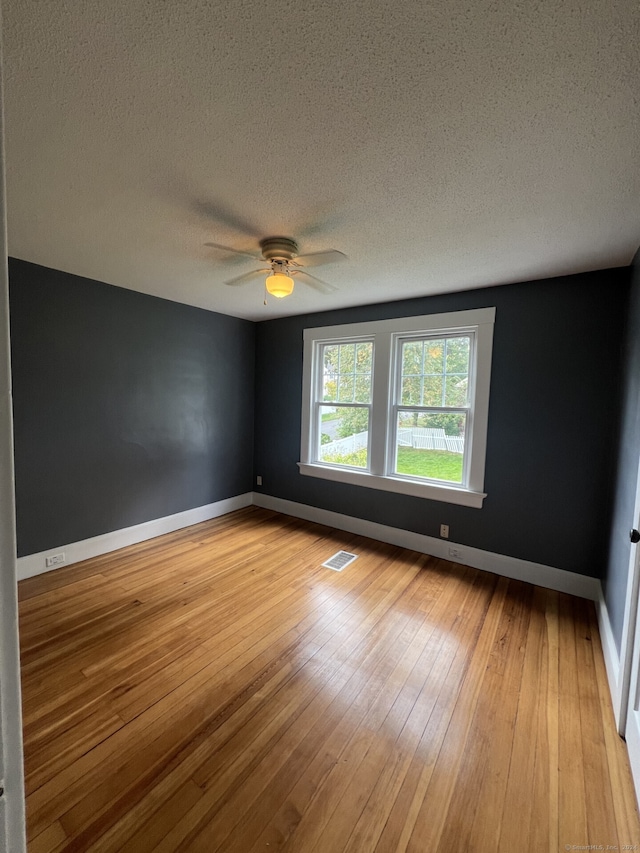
[596,590,623,731]
[17,493,253,581]
[252,493,601,601]
[18,489,603,605]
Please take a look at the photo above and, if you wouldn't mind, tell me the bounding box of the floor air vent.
[322,550,358,572]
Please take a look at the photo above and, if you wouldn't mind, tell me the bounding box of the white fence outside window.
[397,427,464,453]
[320,430,369,458]
[321,427,464,458]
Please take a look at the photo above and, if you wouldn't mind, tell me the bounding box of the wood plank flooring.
[18,507,640,851]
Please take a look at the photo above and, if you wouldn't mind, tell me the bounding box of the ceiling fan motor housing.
[260,236,298,261]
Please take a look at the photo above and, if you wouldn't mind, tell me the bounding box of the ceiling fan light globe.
[265,273,294,298]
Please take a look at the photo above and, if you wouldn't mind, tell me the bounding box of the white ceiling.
[3,0,639,321]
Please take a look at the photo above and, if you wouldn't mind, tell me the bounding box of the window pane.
[445,336,470,374]
[338,375,355,402]
[394,412,466,483]
[323,372,337,401]
[356,342,372,374]
[339,343,356,373]
[324,345,339,371]
[401,375,422,405]
[423,340,444,374]
[322,341,372,404]
[355,375,371,403]
[322,344,339,401]
[422,375,443,407]
[318,406,369,468]
[402,341,423,376]
[445,374,468,407]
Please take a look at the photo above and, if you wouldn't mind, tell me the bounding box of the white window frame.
[299,307,495,509]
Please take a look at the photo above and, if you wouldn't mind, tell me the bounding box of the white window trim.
[299,307,495,509]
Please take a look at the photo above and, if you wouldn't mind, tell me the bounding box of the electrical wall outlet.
[440,524,449,539]
[448,546,463,559]
[256,475,263,486]
[45,552,66,568]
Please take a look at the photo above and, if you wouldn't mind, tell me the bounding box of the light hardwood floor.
[18,507,640,852]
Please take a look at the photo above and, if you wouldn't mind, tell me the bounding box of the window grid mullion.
[441,338,447,407]
[320,401,371,409]
[396,406,469,415]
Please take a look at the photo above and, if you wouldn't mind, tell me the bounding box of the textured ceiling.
[3,0,639,320]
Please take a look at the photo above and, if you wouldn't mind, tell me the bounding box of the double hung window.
[299,308,495,508]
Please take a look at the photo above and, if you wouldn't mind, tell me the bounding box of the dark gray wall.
[9,259,255,557]
[254,268,629,578]
[604,249,640,649]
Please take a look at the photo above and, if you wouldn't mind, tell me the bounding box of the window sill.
[298,462,486,508]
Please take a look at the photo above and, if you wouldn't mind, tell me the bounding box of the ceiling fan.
[205,236,346,299]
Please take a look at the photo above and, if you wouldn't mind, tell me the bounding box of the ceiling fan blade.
[293,269,339,294]
[293,250,347,268]
[205,242,261,260]
[292,200,349,238]
[224,269,269,287]
[194,199,262,237]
